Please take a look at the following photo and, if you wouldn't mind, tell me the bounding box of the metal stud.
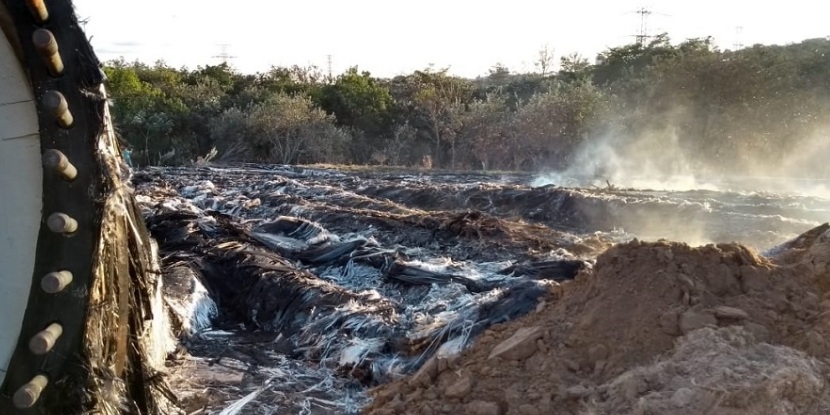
[29,323,63,355]
[25,0,49,23]
[32,29,63,76]
[46,213,77,234]
[42,91,73,128]
[13,375,48,409]
[42,149,77,180]
[41,270,73,293]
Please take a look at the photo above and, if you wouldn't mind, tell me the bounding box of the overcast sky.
[73,0,830,78]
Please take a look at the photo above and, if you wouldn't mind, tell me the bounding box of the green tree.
[592,33,678,86]
[103,64,187,165]
[457,94,511,170]
[559,52,591,84]
[186,63,236,91]
[513,82,607,169]
[409,68,472,168]
[258,65,324,96]
[210,93,350,164]
[316,66,393,137]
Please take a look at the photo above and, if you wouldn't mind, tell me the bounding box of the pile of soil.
[365,223,830,415]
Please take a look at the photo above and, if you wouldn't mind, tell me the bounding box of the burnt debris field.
[132,164,830,414]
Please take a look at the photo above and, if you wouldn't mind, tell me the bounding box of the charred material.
[383,259,495,293]
[136,168,592,411]
[250,216,372,265]
[498,259,588,281]
[146,211,401,374]
[348,178,829,251]
[134,164,830,413]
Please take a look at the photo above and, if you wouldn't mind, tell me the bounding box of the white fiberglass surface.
[0,30,42,385]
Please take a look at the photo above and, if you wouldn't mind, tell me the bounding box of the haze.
[73,0,829,78]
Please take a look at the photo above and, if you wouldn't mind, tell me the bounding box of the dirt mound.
[365,224,830,415]
[597,326,827,415]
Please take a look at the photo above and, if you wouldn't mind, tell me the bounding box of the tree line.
[103,34,830,177]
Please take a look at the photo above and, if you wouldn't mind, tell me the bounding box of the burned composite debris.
[131,164,830,414]
[133,166,601,412]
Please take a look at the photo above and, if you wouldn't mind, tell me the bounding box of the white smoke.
[532,127,721,192]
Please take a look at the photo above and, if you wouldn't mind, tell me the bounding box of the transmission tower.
[212,44,236,65]
[635,7,652,45]
[327,54,333,81]
[733,26,744,50]
[626,6,669,46]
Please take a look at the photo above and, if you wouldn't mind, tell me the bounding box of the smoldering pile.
[132,166,594,413]
[347,175,830,251]
[132,164,829,414]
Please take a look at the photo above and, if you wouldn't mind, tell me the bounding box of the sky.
[73,0,830,79]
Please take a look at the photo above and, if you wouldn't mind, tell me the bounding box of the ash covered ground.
[130,164,830,414]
